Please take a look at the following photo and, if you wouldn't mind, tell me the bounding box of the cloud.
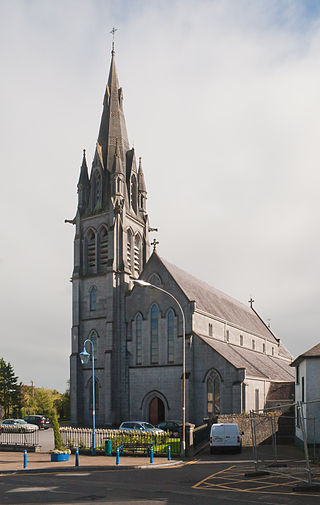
[0,0,319,390]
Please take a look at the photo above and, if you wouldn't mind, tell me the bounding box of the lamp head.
[132,279,151,287]
[79,348,90,365]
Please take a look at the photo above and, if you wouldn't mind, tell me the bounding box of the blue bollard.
[23,449,27,469]
[150,445,153,464]
[168,445,171,461]
[75,448,79,467]
[116,447,120,465]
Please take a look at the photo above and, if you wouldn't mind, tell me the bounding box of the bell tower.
[69,45,150,426]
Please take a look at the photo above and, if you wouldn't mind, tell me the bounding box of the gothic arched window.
[87,229,96,272]
[99,226,108,270]
[136,313,143,365]
[133,234,142,276]
[150,304,159,364]
[130,175,137,213]
[148,273,162,287]
[90,286,97,311]
[167,310,174,363]
[127,229,133,272]
[207,370,221,416]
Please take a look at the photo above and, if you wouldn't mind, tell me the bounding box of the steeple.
[138,157,147,213]
[77,149,90,214]
[95,49,130,173]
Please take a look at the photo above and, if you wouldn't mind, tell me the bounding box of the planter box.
[51,453,69,462]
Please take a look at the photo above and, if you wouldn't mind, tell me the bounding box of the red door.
[149,397,165,425]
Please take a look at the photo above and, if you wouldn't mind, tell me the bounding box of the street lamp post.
[79,339,96,456]
[132,279,186,457]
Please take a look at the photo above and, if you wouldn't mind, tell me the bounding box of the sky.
[0,0,320,392]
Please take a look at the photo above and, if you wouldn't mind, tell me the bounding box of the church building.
[69,47,294,427]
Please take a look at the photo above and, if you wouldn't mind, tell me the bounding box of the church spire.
[77,149,90,214]
[138,157,147,213]
[96,47,130,173]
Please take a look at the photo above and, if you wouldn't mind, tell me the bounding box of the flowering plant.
[50,449,71,455]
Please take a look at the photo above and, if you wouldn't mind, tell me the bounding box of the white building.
[291,342,320,446]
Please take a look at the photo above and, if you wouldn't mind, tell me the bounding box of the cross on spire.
[151,238,159,251]
[249,297,255,309]
[110,26,118,52]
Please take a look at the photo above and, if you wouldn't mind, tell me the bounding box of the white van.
[209,423,242,454]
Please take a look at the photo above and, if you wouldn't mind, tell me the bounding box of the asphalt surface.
[0,446,320,504]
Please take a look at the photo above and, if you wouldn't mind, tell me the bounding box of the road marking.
[193,465,320,496]
[7,486,58,493]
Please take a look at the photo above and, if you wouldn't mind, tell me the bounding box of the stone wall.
[217,413,278,446]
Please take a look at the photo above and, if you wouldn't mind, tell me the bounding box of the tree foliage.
[0,358,22,418]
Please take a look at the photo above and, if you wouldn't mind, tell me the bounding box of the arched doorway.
[148,397,165,425]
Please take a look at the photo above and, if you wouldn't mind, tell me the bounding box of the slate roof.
[197,334,295,381]
[160,256,278,343]
[291,342,320,367]
[266,382,294,401]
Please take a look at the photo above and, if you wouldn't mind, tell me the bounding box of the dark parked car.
[156,421,181,437]
[24,415,51,430]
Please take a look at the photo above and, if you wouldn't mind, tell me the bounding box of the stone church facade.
[70,49,294,427]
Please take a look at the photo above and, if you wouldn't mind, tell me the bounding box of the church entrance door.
[148,397,165,425]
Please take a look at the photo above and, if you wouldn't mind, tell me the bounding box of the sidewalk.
[0,451,183,474]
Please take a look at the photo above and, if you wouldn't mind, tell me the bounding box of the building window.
[87,230,96,272]
[255,389,259,412]
[252,339,255,350]
[207,370,221,416]
[167,310,174,363]
[296,364,300,385]
[226,329,230,342]
[99,227,108,270]
[240,334,243,346]
[263,343,266,353]
[301,376,305,402]
[209,323,213,336]
[272,347,274,356]
[148,273,162,287]
[242,383,246,412]
[127,229,133,272]
[90,287,97,311]
[136,313,142,365]
[130,175,137,213]
[151,305,159,364]
[133,234,141,276]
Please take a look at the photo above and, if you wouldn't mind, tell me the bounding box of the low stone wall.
[217,413,278,446]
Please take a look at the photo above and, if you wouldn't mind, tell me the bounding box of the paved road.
[0,447,319,505]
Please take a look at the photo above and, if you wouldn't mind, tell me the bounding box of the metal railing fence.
[0,429,39,447]
[60,427,180,455]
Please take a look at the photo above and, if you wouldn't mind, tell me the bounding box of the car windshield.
[15,420,27,425]
[142,423,155,429]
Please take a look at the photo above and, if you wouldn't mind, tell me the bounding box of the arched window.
[150,305,159,364]
[89,378,99,411]
[148,273,162,287]
[90,287,97,311]
[131,175,137,213]
[93,171,101,208]
[133,234,141,276]
[127,229,133,272]
[207,370,221,416]
[99,226,108,270]
[136,313,143,365]
[167,310,174,363]
[87,229,96,272]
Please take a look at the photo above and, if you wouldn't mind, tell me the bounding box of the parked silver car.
[119,421,164,434]
[0,419,39,433]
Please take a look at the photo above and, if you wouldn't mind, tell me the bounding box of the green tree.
[0,358,22,418]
